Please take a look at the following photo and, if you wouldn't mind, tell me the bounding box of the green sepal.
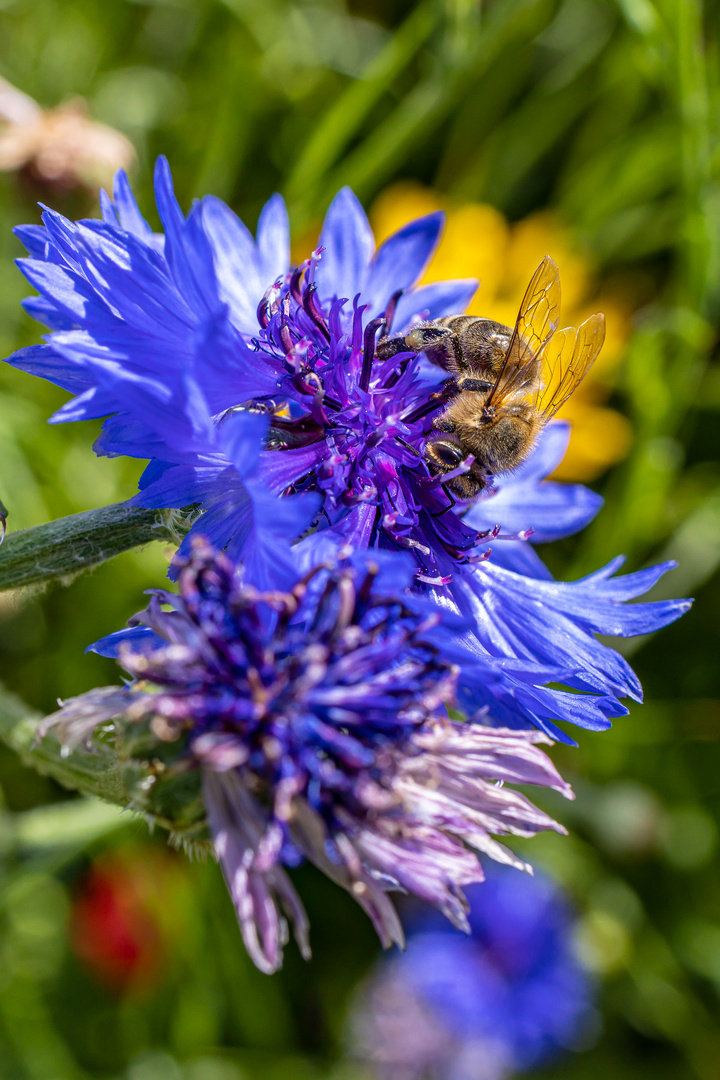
[0,683,209,849]
[113,712,209,844]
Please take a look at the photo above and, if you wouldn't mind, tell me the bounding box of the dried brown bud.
[0,76,135,191]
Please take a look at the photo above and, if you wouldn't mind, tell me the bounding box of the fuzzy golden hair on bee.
[378,256,606,501]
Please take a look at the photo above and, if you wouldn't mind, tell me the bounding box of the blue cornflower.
[6,159,690,740]
[39,540,573,974]
[349,865,595,1080]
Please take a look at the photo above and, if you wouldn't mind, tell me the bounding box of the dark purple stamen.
[302,284,331,343]
[279,318,295,357]
[382,289,404,339]
[257,293,271,330]
[289,263,307,307]
[360,317,386,392]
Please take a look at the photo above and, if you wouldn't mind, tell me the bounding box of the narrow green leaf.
[284,0,438,222]
[322,0,536,210]
[13,797,128,853]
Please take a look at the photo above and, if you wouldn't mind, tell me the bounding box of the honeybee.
[376,256,606,500]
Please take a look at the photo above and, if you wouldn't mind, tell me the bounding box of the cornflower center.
[127,546,457,858]
[240,258,490,585]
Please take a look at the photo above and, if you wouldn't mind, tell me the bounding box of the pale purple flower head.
[39,540,573,974]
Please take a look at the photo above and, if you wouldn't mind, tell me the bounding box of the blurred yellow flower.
[370,182,634,482]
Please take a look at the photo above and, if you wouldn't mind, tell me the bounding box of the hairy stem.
[0,502,190,592]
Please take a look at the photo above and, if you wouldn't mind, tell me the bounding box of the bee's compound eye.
[429,440,464,468]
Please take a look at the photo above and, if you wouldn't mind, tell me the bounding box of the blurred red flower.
[70,848,171,993]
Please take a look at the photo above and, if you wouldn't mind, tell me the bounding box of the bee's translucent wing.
[484,256,561,407]
[538,312,606,419]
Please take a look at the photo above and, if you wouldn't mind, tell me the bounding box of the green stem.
[0,502,188,592]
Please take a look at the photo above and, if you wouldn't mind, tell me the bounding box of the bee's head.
[425,433,490,500]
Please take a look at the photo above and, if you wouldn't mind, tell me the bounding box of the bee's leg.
[430,488,458,515]
[375,334,411,361]
[404,379,459,426]
[457,377,494,393]
[405,325,465,371]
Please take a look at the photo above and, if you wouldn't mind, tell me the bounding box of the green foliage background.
[1,1,720,1077]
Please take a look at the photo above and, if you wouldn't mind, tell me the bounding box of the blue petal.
[173,476,320,591]
[574,559,681,601]
[452,559,691,708]
[315,187,374,303]
[241,487,322,590]
[49,330,174,405]
[511,421,572,482]
[172,486,254,576]
[99,188,118,227]
[199,195,269,334]
[153,157,220,319]
[88,624,161,657]
[93,411,185,459]
[483,542,554,579]
[579,554,626,582]
[13,224,51,259]
[362,212,444,318]
[21,295,77,331]
[256,193,290,286]
[467,479,603,543]
[187,308,283,410]
[6,344,92,393]
[17,258,96,324]
[218,411,267,478]
[112,169,155,241]
[53,387,113,424]
[131,465,224,509]
[393,279,479,332]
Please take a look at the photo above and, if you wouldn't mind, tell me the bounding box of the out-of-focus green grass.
[1,1,720,1078]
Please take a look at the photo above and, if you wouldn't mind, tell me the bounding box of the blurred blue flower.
[6,159,690,741]
[349,866,596,1080]
[39,540,573,974]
